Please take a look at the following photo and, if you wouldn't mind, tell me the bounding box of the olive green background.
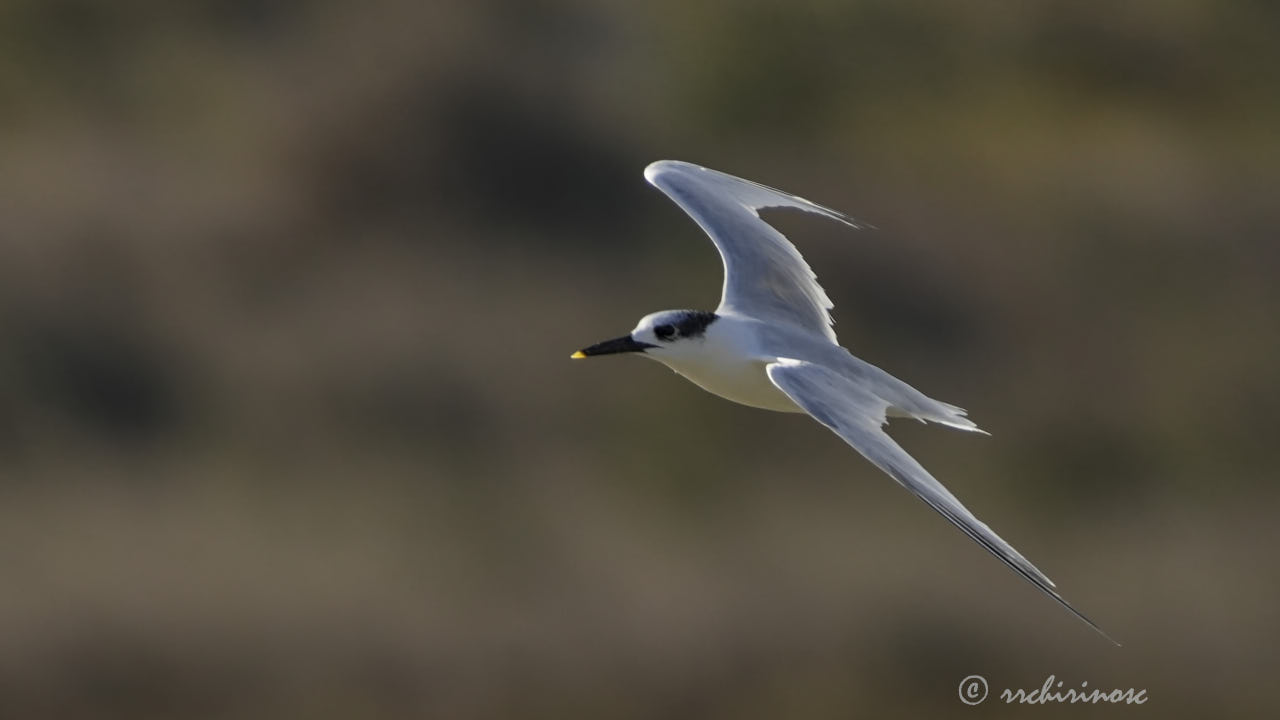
[2,1,1277,717]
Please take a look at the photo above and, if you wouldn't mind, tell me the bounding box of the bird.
[571,160,1117,644]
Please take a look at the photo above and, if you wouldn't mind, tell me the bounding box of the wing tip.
[823,206,871,231]
[1064,602,1123,647]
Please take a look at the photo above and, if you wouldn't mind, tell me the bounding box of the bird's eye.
[654,324,676,340]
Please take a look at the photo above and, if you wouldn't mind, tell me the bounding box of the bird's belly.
[669,360,803,413]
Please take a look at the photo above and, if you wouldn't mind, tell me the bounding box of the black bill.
[571,335,655,358]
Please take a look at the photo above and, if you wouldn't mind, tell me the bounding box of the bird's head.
[571,309,719,360]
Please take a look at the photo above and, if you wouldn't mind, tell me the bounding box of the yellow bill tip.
[570,350,586,359]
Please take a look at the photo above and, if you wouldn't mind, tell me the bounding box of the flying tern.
[571,160,1115,644]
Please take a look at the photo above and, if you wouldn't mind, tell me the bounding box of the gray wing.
[644,160,864,344]
[766,358,1117,644]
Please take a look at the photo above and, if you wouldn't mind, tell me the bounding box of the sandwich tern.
[572,160,1116,644]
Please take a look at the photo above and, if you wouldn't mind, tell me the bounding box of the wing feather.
[644,160,864,344]
[765,358,1118,644]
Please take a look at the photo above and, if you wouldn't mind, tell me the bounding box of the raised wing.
[644,160,864,344]
[765,358,1117,644]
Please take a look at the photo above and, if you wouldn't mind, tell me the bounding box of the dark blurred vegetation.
[1,0,1278,717]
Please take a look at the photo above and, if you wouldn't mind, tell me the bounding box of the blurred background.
[1,0,1278,717]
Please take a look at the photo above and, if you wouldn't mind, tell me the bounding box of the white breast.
[660,355,803,413]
